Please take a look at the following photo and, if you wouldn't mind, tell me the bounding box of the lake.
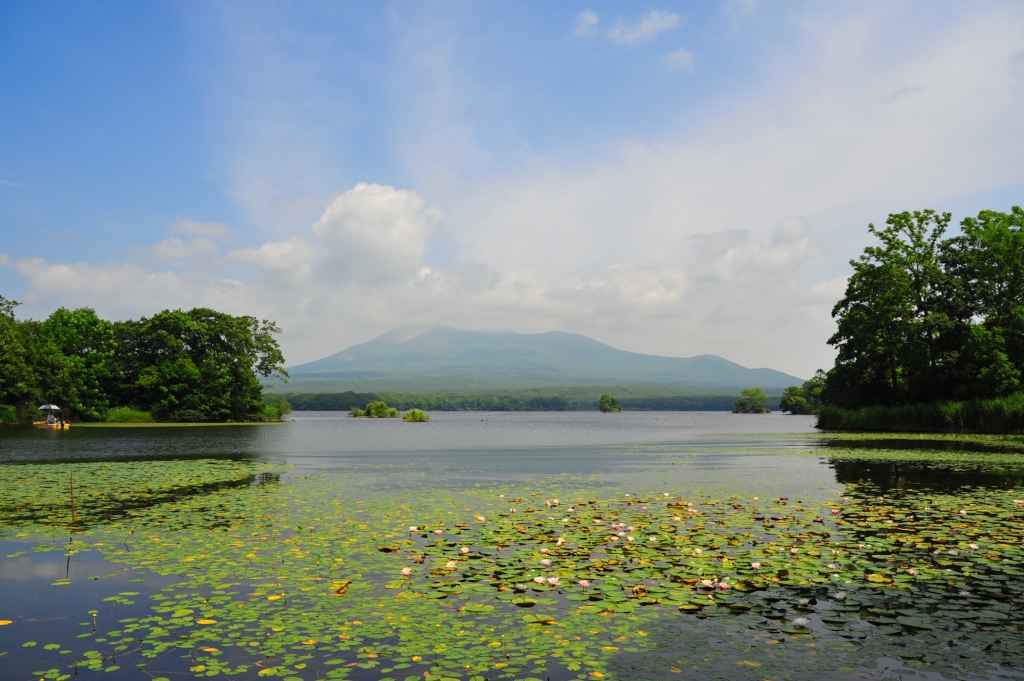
[2,411,1023,681]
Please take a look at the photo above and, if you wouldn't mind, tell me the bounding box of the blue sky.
[2,1,1023,376]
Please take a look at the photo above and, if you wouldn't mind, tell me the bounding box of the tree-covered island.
[0,298,290,423]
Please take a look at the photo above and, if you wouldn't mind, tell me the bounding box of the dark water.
[3,411,1023,681]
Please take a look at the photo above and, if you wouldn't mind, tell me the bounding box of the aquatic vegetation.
[402,408,430,422]
[4,448,1024,680]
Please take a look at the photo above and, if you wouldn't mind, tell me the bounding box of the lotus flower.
[628,526,635,532]
[959,590,971,597]
[959,509,967,515]
[700,579,716,589]
[578,580,590,588]
[460,546,470,554]
[793,617,810,629]
[948,550,958,556]
[663,492,670,497]
[858,544,866,549]
[831,550,839,555]
[552,499,559,505]
[641,507,648,512]
[533,576,546,584]
[827,563,839,570]
[969,543,979,550]
[907,569,917,576]
[831,509,840,515]
[401,567,413,576]
[540,559,551,567]
[717,581,729,591]
[1014,499,1024,505]
[477,516,486,522]
[649,537,658,543]
[556,537,565,546]
[567,508,574,513]
[833,591,847,601]
[752,497,759,501]
[751,562,761,569]
[609,536,618,542]
[445,560,457,570]
[409,526,419,532]
[798,598,810,606]
[790,548,799,555]
[547,577,560,586]
[627,536,635,542]
[694,549,703,555]
[673,516,682,521]
[499,495,505,499]
[540,548,549,554]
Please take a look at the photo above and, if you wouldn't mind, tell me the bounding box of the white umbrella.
[38,404,61,410]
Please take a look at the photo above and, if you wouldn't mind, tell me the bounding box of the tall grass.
[817,392,1024,433]
[104,407,155,423]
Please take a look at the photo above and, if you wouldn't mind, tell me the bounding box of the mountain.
[283,325,803,391]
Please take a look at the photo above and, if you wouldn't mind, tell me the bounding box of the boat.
[34,403,70,429]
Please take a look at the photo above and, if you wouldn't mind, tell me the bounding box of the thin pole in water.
[70,471,76,522]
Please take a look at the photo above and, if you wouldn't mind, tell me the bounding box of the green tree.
[734,388,770,414]
[109,308,287,421]
[780,370,826,415]
[364,400,399,418]
[38,307,115,420]
[0,296,34,420]
[598,393,623,412]
[824,210,964,408]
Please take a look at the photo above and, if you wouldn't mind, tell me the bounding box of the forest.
[0,297,289,423]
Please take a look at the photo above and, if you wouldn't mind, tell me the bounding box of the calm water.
[2,411,1022,681]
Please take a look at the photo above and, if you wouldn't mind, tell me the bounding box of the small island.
[598,393,623,412]
[350,401,430,421]
[733,387,770,413]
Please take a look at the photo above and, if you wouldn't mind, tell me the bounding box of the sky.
[1,1,1023,378]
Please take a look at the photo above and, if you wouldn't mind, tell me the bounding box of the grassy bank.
[817,391,1024,433]
[268,386,783,412]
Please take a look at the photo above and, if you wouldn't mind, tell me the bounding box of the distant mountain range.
[283,325,803,391]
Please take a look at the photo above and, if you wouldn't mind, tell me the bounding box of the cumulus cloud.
[662,47,697,71]
[606,11,680,45]
[169,219,232,240]
[310,183,443,282]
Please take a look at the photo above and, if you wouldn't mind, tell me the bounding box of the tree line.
[0,296,288,423]
[779,206,1024,424]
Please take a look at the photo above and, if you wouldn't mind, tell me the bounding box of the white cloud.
[151,237,218,260]
[0,179,23,188]
[663,47,696,71]
[573,10,599,37]
[169,219,232,240]
[310,183,442,282]
[606,11,679,45]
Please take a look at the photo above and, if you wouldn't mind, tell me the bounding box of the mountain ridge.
[285,325,803,390]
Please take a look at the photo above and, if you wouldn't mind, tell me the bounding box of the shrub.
[349,407,366,417]
[104,407,155,423]
[598,394,623,412]
[403,409,430,422]
[734,388,770,413]
[816,391,1024,433]
[365,401,399,418]
[259,397,292,421]
[0,404,18,424]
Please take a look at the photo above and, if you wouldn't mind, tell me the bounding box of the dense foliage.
[733,387,770,413]
[402,408,430,422]
[349,400,399,417]
[817,392,1024,433]
[0,298,288,422]
[780,370,826,415]
[824,207,1024,409]
[598,393,623,412]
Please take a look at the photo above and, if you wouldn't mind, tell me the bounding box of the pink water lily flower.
[434,529,443,536]
[752,497,758,501]
[649,537,658,543]
[409,526,419,532]
[540,548,549,554]
[793,617,810,629]
[959,509,968,515]
[798,598,810,606]
[401,567,412,576]
[626,536,635,542]
[578,580,590,588]
[907,569,917,576]
[969,543,979,550]
[556,537,565,546]
[460,546,470,554]
[445,560,457,570]
[831,509,840,515]
[693,549,703,555]
[552,499,560,505]
[540,559,551,567]
[547,577,560,586]
[533,576,546,584]
[751,562,761,569]
[641,507,648,512]
[790,548,799,555]
[717,581,729,591]
[700,579,716,589]
[499,494,505,499]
